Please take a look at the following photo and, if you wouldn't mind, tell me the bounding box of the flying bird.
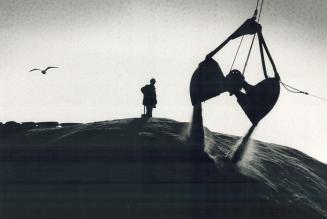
[29,66,59,74]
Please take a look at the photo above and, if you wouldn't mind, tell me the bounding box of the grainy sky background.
[1,0,326,163]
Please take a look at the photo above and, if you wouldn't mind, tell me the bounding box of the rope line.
[308,94,327,101]
[280,81,307,94]
[229,36,244,72]
[242,34,256,75]
[280,81,327,102]
[257,0,264,22]
[255,0,260,9]
[229,0,262,74]
[242,0,264,76]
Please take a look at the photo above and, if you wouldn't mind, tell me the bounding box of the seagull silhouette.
[29,66,59,74]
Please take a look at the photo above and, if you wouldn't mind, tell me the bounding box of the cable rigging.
[230,0,327,102]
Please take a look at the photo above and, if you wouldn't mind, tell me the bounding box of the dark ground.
[0,118,326,219]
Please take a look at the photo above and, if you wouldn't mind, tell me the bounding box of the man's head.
[150,78,156,85]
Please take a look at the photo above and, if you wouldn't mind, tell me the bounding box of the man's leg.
[146,105,153,117]
[145,105,152,117]
[148,107,153,117]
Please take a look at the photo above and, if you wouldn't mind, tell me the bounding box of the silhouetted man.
[141,78,157,118]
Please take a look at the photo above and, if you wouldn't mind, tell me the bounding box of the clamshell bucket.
[235,76,280,125]
[190,17,281,125]
[190,58,227,106]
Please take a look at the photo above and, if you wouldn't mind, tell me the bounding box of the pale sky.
[1,0,326,163]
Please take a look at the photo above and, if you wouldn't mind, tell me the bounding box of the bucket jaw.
[234,78,280,125]
[190,58,227,106]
